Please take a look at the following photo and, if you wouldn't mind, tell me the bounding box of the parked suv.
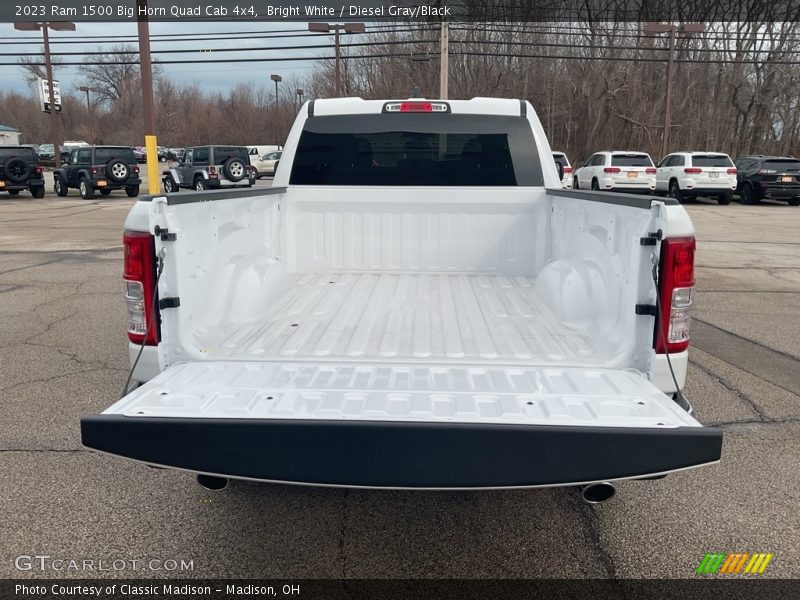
[54,146,141,199]
[734,155,800,206]
[251,150,282,178]
[37,144,56,162]
[0,146,45,198]
[552,152,573,189]
[162,145,255,192]
[655,152,736,204]
[573,151,656,193]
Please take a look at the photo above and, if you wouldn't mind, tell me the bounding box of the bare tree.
[77,44,162,105]
[18,49,64,86]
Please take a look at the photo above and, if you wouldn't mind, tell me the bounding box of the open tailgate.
[82,362,721,489]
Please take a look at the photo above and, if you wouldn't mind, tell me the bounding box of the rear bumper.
[683,186,734,194]
[1,177,44,191]
[601,177,655,193]
[93,178,141,189]
[606,187,654,194]
[205,179,253,189]
[80,416,722,489]
[760,186,800,199]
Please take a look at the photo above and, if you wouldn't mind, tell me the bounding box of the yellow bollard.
[145,134,160,194]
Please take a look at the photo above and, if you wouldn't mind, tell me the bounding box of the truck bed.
[200,272,606,365]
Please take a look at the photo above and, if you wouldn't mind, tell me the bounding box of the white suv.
[552,152,573,188]
[655,152,736,204]
[573,151,656,193]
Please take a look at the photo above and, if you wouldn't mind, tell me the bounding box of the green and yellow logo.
[696,552,774,574]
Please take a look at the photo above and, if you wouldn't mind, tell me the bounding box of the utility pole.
[334,28,341,96]
[663,27,676,159]
[41,25,61,159]
[439,21,449,99]
[308,22,365,96]
[644,22,706,158]
[136,0,159,194]
[14,21,74,163]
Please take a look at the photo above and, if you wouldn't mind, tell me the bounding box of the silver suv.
[161,145,255,192]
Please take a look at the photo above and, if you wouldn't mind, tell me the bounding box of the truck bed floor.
[204,273,607,365]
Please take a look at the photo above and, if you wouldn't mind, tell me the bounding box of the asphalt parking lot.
[0,192,798,580]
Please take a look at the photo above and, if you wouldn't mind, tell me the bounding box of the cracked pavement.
[1,195,798,579]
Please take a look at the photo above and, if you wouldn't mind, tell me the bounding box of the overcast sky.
[0,21,324,97]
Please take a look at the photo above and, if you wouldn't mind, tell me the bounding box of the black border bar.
[2,579,797,599]
[5,1,800,23]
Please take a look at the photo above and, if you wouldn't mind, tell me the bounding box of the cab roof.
[306,97,528,117]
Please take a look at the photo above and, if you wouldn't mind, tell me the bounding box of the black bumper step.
[81,416,722,489]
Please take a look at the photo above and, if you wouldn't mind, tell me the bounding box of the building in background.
[0,125,20,145]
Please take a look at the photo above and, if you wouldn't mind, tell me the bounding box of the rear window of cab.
[290,113,543,186]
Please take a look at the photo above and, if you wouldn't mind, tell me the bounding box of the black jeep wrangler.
[54,146,141,199]
[0,146,45,198]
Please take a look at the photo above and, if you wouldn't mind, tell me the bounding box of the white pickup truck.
[82,98,721,500]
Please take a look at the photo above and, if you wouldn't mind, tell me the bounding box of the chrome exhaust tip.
[581,482,616,504]
[197,474,229,491]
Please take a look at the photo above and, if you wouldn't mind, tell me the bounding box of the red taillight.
[208,165,218,179]
[656,237,695,354]
[91,166,99,175]
[34,166,42,175]
[727,167,737,175]
[684,168,702,174]
[604,167,621,173]
[563,166,573,173]
[645,167,657,174]
[133,165,140,174]
[123,231,158,346]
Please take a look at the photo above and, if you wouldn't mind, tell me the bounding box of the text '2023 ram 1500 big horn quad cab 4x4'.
[54,146,141,199]
[0,146,45,198]
[81,98,721,500]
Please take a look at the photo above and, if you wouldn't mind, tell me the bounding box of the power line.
[8,48,798,67]
[3,38,438,57]
[447,38,799,56]
[452,50,800,65]
[452,20,800,38]
[0,25,437,45]
[9,37,796,61]
[0,51,441,67]
[450,24,800,47]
